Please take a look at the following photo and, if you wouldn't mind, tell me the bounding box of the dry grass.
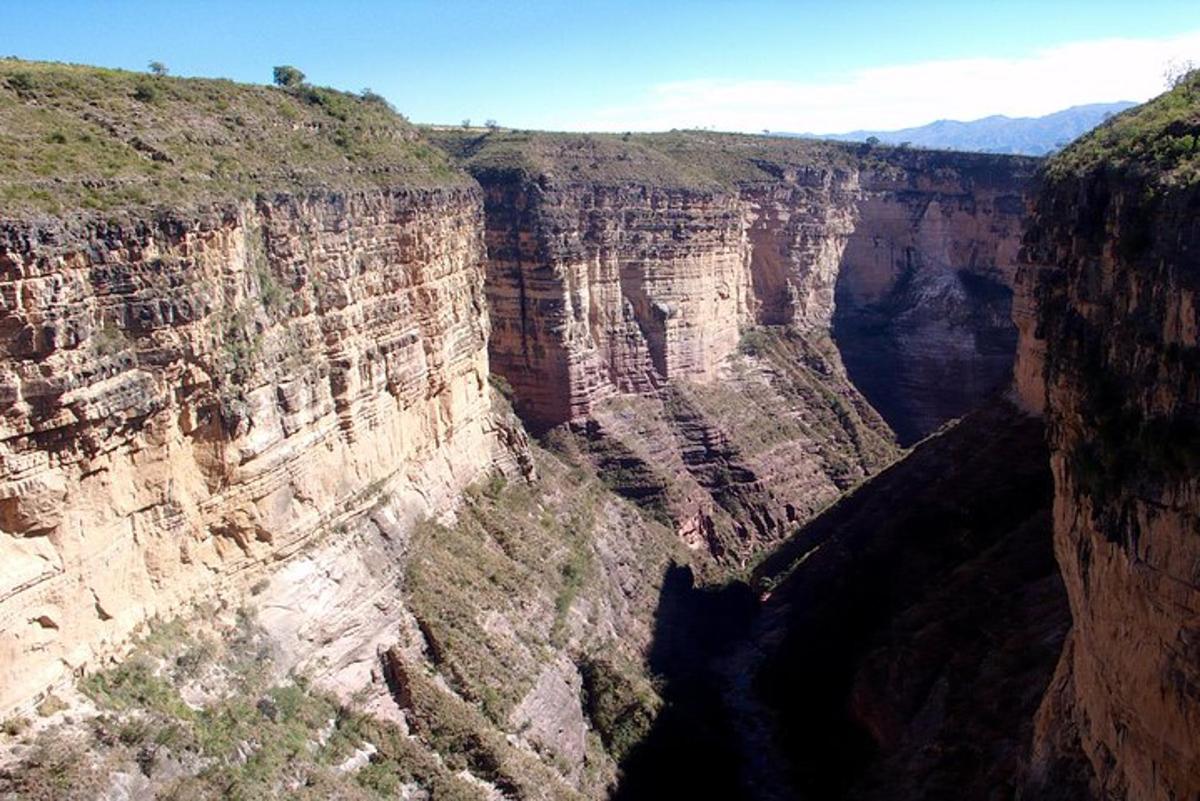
[0,58,465,213]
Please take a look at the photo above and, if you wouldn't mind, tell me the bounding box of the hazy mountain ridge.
[797,102,1136,156]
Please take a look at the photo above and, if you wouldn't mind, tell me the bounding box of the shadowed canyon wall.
[1017,76,1200,800]
[834,155,1030,443]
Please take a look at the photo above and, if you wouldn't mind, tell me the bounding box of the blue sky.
[5,1,1200,132]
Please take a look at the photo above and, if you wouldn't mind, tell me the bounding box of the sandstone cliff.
[0,58,1071,801]
[433,131,1034,445]
[0,63,505,716]
[835,154,1030,443]
[427,130,1032,559]
[1018,73,1200,799]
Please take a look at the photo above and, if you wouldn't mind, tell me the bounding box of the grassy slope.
[0,59,466,213]
[1046,69,1200,187]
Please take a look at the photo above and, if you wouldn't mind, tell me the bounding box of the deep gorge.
[0,60,1196,801]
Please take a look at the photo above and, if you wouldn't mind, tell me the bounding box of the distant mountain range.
[795,102,1137,156]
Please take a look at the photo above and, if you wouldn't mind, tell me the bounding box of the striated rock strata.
[833,154,1031,443]
[477,174,751,426]
[434,133,1034,446]
[426,132,1032,559]
[0,186,506,714]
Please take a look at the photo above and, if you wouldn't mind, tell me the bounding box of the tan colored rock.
[482,181,753,427]
[469,144,1033,446]
[0,187,504,714]
[1021,153,1200,798]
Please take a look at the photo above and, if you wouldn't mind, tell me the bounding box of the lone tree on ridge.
[273,65,306,88]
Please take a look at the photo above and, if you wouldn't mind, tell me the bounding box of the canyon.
[0,58,1197,801]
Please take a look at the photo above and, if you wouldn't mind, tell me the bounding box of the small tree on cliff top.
[1165,59,1197,89]
[273,65,306,88]
[148,60,168,77]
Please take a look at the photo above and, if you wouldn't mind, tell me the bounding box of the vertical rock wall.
[468,145,1033,444]
[480,173,753,428]
[1021,160,1200,797]
[833,155,1032,443]
[0,187,502,713]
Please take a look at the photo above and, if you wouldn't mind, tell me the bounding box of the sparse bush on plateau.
[132,82,157,102]
[272,64,305,88]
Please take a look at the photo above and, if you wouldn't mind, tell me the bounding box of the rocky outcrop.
[0,186,505,714]
[422,133,1032,561]
[577,328,896,561]
[1018,76,1200,800]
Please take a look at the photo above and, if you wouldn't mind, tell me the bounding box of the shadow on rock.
[611,562,758,800]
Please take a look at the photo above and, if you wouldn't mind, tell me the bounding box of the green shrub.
[579,657,659,762]
[7,71,34,95]
[35,693,68,717]
[133,82,158,102]
[1,716,30,736]
[272,65,305,88]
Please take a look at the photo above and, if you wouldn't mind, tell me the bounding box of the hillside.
[0,59,464,213]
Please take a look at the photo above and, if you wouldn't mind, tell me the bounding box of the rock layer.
[1019,78,1200,799]
[478,175,751,426]
[834,155,1030,443]
[0,187,503,714]
[437,133,1034,445]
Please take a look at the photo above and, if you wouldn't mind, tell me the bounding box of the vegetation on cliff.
[0,434,690,800]
[1034,70,1200,504]
[1022,74,1200,799]
[1046,68,1199,187]
[0,59,465,212]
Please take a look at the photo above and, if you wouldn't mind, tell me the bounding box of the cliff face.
[0,187,504,714]
[835,156,1030,443]
[478,175,752,425]
[0,60,1069,800]
[1019,77,1200,799]
[436,132,1033,446]
[417,132,1034,560]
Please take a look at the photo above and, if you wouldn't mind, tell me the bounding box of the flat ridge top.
[0,59,470,214]
[426,127,1040,190]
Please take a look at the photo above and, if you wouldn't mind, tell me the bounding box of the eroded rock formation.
[0,187,507,713]
[477,175,752,425]
[834,154,1032,443]
[435,133,1034,447]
